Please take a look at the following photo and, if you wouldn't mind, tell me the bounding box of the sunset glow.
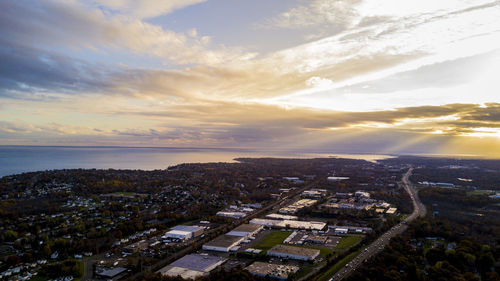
[1,0,500,156]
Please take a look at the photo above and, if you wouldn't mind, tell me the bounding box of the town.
[1,157,499,281]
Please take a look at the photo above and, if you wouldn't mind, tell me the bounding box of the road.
[81,253,105,281]
[328,167,426,281]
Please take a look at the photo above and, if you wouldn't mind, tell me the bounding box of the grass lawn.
[317,249,362,281]
[254,231,292,251]
[336,236,362,250]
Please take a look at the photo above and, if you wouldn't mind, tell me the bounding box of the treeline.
[348,221,500,281]
[346,186,500,281]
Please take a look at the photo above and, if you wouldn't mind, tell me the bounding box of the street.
[329,168,426,281]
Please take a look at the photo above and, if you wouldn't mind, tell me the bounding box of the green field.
[254,231,292,251]
[317,249,362,281]
[336,236,362,250]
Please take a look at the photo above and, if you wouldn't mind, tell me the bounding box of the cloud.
[260,0,363,30]
[2,102,500,156]
[93,0,206,19]
[0,0,249,65]
[0,42,113,99]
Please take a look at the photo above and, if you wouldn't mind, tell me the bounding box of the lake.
[0,146,394,177]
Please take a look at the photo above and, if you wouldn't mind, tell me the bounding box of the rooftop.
[169,254,226,272]
[171,225,203,232]
[96,267,127,278]
[204,235,244,248]
[230,224,262,233]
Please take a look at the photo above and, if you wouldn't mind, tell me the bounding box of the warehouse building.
[158,254,226,280]
[95,267,128,280]
[265,213,298,220]
[216,211,247,218]
[249,218,326,231]
[279,199,317,214]
[246,262,299,280]
[163,225,204,240]
[267,245,320,261]
[226,224,263,238]
[202,235,245,252]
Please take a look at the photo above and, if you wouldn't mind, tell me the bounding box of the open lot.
[254,231,292,252]
[335,236,362,250]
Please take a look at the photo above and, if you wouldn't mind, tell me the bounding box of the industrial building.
[265,213,298,220]
[250,218,326,231]
[202,235,245,252]
[328,225,372,234]
[246,262,299,280]
[216,211,247,218]
[226,224,263,238]
[95,267,128,280]
[157,254,226,280]
[334,227,348,235]
[386,207,397,214]
[279,199,317,214]
[267,244,320,261]
[163,225,204,240]
[301,189,328,198]
[327,176,350,181]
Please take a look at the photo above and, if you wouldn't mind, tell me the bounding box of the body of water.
[0,146,394,177]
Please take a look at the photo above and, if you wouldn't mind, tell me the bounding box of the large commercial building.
[157,254,226,280]
[265,213,298,220]
[163,225,204,240]
[226,224,263,238]
[250,218,326,231]
[246,262,299,280]
[95,267,128,281]
[279,199,317,214]
[301,189,328,199]
[216,211,247,218]
[267,245,320,261]
[202,235,245,252]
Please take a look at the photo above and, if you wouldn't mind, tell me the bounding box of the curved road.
[329,167,426,281]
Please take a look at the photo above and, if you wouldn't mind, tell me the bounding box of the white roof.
[166,230,191,236]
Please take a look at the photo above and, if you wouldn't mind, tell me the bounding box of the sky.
[1,0,500,157]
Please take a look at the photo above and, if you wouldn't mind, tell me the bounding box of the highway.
[328,167,426,281]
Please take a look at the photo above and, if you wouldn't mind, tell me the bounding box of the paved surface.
[81,253,105,281]
[328,168,426,281]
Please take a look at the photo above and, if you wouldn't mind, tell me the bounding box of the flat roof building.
[250,218,326,231]
[158,254,226,280]
[267,245,320,261]
[202,235,245,252]
[279,199,317,214]
[334,228,348,235]
[95,267,128,280]
[216,211,247,219]
[226,224,263,238]
[163,225,204,240]
[266,213,299,220]
[246,262,299,280]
